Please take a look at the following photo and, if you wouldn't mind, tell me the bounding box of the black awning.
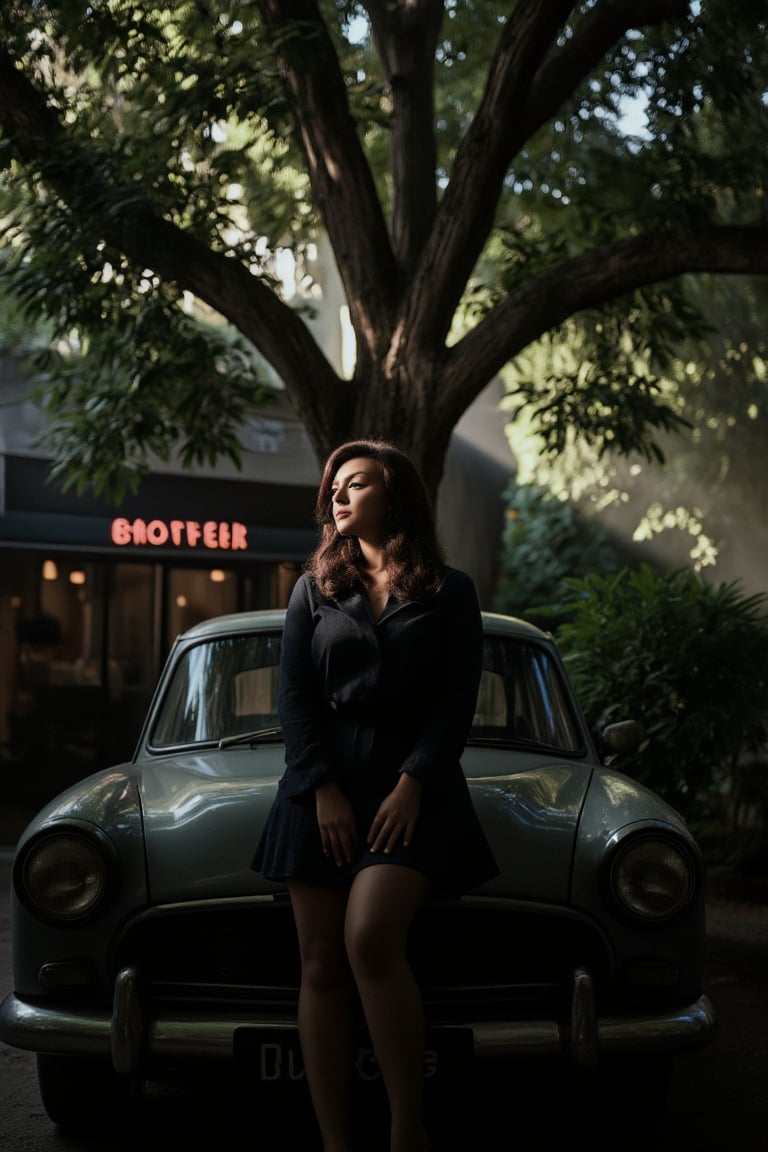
[1,455,318,558]
[4,454,317,526]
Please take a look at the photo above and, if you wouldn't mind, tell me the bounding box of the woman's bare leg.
[345,865,432,1152]
[288,881,355,1152]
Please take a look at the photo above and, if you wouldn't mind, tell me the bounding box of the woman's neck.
[359,540,387,575]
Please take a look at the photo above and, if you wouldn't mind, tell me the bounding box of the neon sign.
[110,518,248,550]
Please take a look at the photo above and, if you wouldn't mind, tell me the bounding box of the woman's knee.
[344,907,408,982]
[299,935,352,990]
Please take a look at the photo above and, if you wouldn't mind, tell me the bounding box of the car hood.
[140,746,287,902]
[140,745,602,904]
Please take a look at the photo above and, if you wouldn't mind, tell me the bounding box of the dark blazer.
[253,568,499,892]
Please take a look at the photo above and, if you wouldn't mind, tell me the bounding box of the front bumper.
[0,965,717,1075]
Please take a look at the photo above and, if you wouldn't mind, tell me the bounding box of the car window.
[150,633,283,748]
[149,629,583,754]
[471,636,584,753]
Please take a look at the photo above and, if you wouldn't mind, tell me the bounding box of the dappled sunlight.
[633,504,718,571]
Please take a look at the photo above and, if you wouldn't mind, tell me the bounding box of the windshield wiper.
[469,734,555,751]
[468,734,584,756]
[218,726,283,749]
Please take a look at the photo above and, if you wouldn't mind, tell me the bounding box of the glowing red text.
[110,518,248,550]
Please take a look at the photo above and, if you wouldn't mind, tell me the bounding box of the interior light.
[42,560,58,581]
[176,595,187,607]
[69,570,87,586]
[209,569,227,583]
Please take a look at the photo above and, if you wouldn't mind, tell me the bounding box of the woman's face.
[330,456,389,544]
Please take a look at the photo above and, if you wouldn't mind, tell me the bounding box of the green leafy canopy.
[0,1,767,498]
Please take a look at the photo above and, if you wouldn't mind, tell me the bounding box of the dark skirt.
[251,774,500,895]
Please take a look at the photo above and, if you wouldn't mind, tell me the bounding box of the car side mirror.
[599,719,646,764]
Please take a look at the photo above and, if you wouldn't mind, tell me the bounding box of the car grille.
[114,899,614,1025]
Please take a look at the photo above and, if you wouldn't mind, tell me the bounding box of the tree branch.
[518,0,691,151]
[405,0,577,348]
[365,0,443,274]
[256,0,398,350]
[407,0,692,350]
[439,225,768,425]
[0,48,348,449]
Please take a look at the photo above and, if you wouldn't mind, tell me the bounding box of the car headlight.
[15,828,118,924]
[606,832,698,922]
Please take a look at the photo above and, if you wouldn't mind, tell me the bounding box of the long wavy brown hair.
[307,439,446,602]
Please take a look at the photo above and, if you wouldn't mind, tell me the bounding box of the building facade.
[0,354,325,799]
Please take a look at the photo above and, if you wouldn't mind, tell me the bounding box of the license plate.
[234,1026,473,1083]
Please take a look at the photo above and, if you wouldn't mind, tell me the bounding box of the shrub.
[556,565,768,823]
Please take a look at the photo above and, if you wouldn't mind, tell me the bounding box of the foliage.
[493,480,623,623]
[556,565,768,818]
[33,308,274,501]
[498,267,768,591]
[670,274,768,510]
[1,1,768,498]
[0,264,274,503]
[501,284,697,465]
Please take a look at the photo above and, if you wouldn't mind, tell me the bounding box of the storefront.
[0,347,514,807]
[0,452,317,804]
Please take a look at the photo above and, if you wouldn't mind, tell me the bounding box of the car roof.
[176,608,555,645]
[481,611,555,643]
[178,610,288,642]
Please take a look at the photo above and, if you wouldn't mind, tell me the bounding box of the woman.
[252,439,499,1152]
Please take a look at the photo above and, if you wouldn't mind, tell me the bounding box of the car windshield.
[150,632,283,749]
[149,629,584,754]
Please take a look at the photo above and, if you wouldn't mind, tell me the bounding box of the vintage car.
[0,609,716,1133]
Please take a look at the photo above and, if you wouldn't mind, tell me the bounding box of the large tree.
[0,0,767,501]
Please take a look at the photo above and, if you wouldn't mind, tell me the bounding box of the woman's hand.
[368,773,423,854]
[315,782,357,866]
